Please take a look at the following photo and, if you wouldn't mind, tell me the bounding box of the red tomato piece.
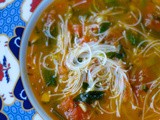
[59,97,89,120]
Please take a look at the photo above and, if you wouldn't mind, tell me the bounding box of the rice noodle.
[56,32,129,116]
[40,4,160,118]
[28,1,160,119]
[142,77,160,120]
[97,101,116,114]
[79,16,86,35]
[42,53,55,71]
[43,19,55,39]
[56,14,72,65]
[128,8,142,27]
[88,7,124,23]
[65,40,128,115]
[30,45,34,57]
[137,40,160,57]
[119,21,147,38]
[92,0,99,12]
[72,0,87,7]
[39,52,44,83]
[150,89,160,114]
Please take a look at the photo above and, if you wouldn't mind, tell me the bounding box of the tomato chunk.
[142,2,160,32]
[59,97,89,120]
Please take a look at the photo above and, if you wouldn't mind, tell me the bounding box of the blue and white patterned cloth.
[0,0,43,119]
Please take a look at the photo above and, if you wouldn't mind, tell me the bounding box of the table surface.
[0,0,43,120]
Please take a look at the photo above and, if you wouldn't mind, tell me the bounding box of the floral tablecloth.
[0,0,43,120]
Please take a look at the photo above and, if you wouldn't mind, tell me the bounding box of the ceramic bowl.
[20,1,54,120]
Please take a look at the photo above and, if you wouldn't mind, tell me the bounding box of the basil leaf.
[106,48,125,60]
[118,44,126,59]
[126,31,142,46]
[74,91,104,104]
[51,25,58,37]
[106,52,124,59]
[82,82,89,90]
[42,69,57,86]
[106,52,117,59]
[99,22,111,33]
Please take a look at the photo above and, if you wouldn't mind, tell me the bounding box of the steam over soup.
[27,0,160,119]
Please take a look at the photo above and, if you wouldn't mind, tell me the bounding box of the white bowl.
[20,1,54,120]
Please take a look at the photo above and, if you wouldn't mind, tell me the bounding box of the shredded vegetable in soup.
[27,0,160,119]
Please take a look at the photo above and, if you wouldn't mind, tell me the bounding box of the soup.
[26,0,160,119]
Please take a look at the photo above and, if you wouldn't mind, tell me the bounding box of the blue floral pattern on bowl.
[0,0,43,119]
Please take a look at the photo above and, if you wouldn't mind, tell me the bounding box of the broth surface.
[27,0,160,119]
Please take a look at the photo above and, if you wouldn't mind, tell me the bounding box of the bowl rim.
[20,0,54,120]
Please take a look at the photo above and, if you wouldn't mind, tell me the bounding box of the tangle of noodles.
[26,0,160,120]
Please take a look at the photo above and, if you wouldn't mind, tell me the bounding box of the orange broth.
[27,0,160,119]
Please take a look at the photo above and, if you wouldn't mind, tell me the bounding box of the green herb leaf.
[118,44,126,59]
[82,82,89,90]
[74,91,104,104]
[106,52,116,59]
[51,25,58,37]
[104,0,117,4]
[107,52,123,59]
[126,31,142,46]
[116,53,124,59]
[99,22,111,33]
[42,69,57,86]
[106,50,125,60]
[106,52,117,59]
